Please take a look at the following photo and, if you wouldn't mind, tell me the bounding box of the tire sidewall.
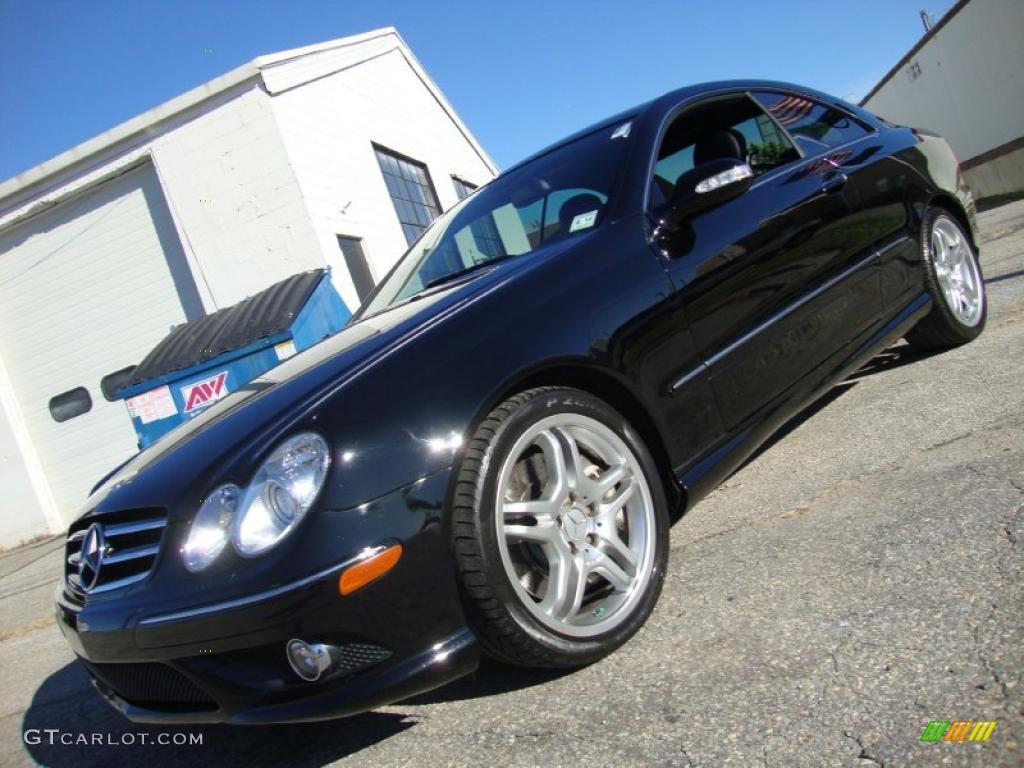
[469,388,669,665]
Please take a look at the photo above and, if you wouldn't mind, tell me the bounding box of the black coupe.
[56,80,985,723]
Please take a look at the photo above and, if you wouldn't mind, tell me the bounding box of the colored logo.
[181,371,229,413]
[921,720,996,742]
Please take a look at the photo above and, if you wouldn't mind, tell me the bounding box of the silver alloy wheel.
[494,413,657,638]
[931,215,983,327]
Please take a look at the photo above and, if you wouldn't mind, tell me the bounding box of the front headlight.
[183,484,239,572]
[232,432,331,557]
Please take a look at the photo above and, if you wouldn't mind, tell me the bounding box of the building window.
[374,145,442,245]
[337,235,376,303]
[452,176,477,200]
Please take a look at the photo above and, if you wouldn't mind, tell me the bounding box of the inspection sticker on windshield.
[569,210,598,233]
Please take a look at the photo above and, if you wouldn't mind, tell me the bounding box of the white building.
[862,0,1024,199]
[0,28,496,547]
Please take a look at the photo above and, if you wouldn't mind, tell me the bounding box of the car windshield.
[359,120,634,317]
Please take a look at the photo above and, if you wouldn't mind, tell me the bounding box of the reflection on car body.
[56,80,985,724]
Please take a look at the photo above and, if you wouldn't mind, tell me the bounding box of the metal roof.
[127,268,327,386]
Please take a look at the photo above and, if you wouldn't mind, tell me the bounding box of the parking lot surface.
[1,201,1021,767]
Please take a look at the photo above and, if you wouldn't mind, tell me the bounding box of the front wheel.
[905,208,986,350]
[450,387,669,668]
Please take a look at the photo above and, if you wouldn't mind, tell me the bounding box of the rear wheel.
[450,387,669,668]
[906,208,986,349]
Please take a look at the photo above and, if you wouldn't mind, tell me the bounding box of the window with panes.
[374,146,442,245]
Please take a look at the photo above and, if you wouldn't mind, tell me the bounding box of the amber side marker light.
[339,544,403,595]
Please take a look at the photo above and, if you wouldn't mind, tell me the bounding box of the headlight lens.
[233,432,331,557]
[183,484,239,572]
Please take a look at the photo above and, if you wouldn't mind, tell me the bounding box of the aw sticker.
[181,371,229,413]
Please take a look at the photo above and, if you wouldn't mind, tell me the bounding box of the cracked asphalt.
[1,201,1021,767]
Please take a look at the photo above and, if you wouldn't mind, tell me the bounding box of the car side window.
[752,91,871,149]
[650,95,799,209]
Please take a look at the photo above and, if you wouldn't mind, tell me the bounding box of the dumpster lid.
[128,269,327,386]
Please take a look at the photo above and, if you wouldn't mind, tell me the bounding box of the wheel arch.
[459,361,686,521]
[927,192,978,251]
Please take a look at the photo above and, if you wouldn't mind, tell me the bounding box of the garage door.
[0,163,202,526]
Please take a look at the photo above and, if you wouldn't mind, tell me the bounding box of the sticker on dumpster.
[274,340,296,361]
[150,386,177,419]
[181,371,229,413]
[126,385,177,424]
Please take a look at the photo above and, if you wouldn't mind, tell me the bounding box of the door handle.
[822,172,848,194]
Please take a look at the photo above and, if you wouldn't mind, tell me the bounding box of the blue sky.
[0,0,953,181]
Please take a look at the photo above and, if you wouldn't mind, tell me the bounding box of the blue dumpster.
[116,268,349,448]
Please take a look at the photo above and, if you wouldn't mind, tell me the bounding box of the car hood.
[83,243,573,513]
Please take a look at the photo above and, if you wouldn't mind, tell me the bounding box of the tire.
[450,387,669,668]
[905,207,986,350]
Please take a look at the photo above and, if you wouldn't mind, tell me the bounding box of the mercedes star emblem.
[78,523,105,592]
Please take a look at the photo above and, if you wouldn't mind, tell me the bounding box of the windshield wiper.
[423,255,516,291]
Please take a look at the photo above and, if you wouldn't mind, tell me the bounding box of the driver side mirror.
[665,159,754,227]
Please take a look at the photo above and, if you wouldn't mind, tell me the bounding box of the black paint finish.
[55,79,974,724]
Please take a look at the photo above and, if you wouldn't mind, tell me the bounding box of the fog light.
[286,639,338,682]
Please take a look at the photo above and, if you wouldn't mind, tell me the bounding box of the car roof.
[500,79,852,174]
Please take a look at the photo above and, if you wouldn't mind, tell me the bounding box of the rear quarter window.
[753,91,872,148]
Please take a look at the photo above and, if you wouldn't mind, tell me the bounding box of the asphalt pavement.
[1,201,1021,768]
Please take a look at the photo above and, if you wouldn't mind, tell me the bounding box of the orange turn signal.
[339,544,402,596]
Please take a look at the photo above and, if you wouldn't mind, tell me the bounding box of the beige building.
[862,0,1024,199]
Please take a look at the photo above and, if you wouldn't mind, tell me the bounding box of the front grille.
[65,508,166,595]
[83,661,216,710]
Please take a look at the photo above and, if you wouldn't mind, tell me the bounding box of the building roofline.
[860,0,973,106]
[352,29,498,175]
[0,27,496,203]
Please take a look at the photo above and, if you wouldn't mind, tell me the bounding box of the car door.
[750,90,918,312]
[650,92,882,430]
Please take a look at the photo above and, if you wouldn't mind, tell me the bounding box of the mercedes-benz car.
[55,80,985,724]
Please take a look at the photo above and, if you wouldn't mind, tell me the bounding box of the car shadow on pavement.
[19,339,956,766]
[985,267,1024,284]
[845,341,933,381]
[399,656,572,705]
[736,380,858,474]
[738,341,943,473]
[22,661,418,767]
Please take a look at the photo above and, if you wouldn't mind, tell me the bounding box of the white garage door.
[0,163,202,526]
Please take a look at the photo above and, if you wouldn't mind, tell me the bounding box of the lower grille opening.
[331,643,393,675]
[83,661,217,712]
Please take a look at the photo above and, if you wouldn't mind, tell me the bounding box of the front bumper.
[54,469,480,724]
